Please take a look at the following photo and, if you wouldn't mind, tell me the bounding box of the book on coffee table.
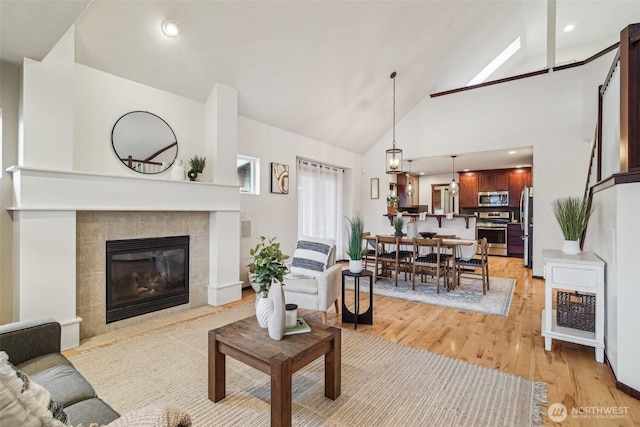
[284,317,312,335]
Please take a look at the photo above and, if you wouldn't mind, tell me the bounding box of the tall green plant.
[247,236,289,297]
[551,196,593,241]
[189,155,207,173]
[345,213,367,260]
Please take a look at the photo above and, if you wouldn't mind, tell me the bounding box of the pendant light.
[449,155,459,197]
[386,71,403,174]
[405,160,414,201]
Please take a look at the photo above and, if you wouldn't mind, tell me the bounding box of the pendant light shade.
[405,160,414,200]
[449,155,459,197]
[386,71,403,174]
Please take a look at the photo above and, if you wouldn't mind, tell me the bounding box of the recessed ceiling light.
[463,169,469,172]
[564,24,575,32]
[419,172,425,175]
[162,19,179,38]
[508,151,516,154]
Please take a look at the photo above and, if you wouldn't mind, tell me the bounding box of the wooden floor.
[73,256,639,426]
[299,256,639,426]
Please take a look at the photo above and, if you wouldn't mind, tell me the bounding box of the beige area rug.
[70,304,546,426]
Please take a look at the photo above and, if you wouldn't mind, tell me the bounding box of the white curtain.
[297,159,344,260]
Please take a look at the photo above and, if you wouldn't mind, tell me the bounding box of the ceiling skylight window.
[467,37,521,86]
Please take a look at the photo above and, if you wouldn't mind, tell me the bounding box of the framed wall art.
[270,162,289,194]
[370,178,379,199]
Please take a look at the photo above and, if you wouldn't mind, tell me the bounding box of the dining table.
[364,235,476,290]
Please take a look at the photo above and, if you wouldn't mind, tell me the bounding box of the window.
[237,155,259,194]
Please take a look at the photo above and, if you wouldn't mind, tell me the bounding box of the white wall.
[0,61,20,323]
[419,173,457,213]
[74,64,205,177]
[362,52,616,277]
[237,116,362,284]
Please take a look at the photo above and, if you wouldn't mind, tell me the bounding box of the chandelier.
[449,155,459,197]
[386,71,403,174]
[405,159,414,201]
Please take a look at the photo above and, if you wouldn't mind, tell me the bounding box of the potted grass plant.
[345,213,367,273]
[392,217,405,237]
[187,155,207,181]
[551,196,594,255]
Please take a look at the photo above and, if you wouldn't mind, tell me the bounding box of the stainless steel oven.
[476,212,509,256]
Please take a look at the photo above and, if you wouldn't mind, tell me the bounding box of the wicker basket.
[556,290,596,332]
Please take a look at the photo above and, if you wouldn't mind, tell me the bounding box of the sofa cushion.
[290,237,335,278]
[64,398,120,426]
[0,351,68,427]
[18,353,73,376]
[282,277,319,294]
[29,364,97,408]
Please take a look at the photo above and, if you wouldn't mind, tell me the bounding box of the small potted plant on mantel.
[387,195,399,215]
[551,196,594,255]
[345,213,367,274]
[247,236,289,327]
[187,155,207,181]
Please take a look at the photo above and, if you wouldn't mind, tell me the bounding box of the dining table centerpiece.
[392,217,405,237]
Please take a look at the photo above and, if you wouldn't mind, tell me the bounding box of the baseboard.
[605,354,640,400]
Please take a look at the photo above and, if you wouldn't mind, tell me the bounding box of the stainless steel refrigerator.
[520,186,533,268]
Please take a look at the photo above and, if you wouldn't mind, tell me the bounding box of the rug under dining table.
[69,303,545,426]
[344,273,516,316]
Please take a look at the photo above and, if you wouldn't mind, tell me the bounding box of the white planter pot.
[562,240,581,255]
[255,293,269,328]
[349,259,363,274]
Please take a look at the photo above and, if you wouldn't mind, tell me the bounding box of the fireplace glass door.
[106,235,189,323]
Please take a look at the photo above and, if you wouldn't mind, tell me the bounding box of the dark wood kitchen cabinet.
[459,172,478,208]
[478,171,508,192]
[507,223,524,257]
[508,168,532,207]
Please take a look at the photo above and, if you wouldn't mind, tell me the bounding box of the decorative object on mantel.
[270,162,289,194]
[345,213,367,274]
[551,196,594,255]
[392,217,405,237]
[448,155,460,197]
[188,155,206,181]
[170,159,185,181]
[386,71,403,174]
[247,236,289,327]
[387,194,399,215]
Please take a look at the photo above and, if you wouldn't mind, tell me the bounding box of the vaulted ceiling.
[1,0,638,161]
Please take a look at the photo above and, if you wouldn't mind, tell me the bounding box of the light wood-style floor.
[72,256,639,426]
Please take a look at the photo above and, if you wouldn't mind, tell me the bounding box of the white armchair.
[282,237,342,324]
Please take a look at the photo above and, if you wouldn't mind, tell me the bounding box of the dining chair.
[412,238,450,293]
[362,232,380,274]
[374,235,412,286]
[453,237,490,294]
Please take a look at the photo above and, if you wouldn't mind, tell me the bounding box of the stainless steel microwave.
[478,191,509,207]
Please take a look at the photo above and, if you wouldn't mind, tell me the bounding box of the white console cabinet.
[542,249,605,363]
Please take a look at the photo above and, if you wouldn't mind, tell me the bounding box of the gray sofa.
[0,317,120,426]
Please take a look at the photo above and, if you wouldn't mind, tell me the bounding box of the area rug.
[69,303,545,426]
[344,274,515,317]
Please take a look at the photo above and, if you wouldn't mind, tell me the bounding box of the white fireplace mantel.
[6,166,240,211]
[7,166,242,350]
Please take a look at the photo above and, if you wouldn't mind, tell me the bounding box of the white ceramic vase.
[255,292,269,328]
[349,259,363,274]
[562,240,581,255]
[170,160,185,181]
[267,281,286,340]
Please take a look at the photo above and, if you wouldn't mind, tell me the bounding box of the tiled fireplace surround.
[9,166,242,350]
[77,211,210,339]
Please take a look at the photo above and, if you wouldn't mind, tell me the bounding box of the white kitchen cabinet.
[542,249,605,363]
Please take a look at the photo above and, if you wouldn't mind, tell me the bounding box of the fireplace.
[106,235,190,323]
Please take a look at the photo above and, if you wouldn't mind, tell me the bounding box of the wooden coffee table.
[208,316,341,427]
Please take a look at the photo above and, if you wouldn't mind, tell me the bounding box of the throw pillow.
[290,236,335,278]
[0,351,68,427]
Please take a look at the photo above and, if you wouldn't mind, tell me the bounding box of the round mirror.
[111,111,178,174]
